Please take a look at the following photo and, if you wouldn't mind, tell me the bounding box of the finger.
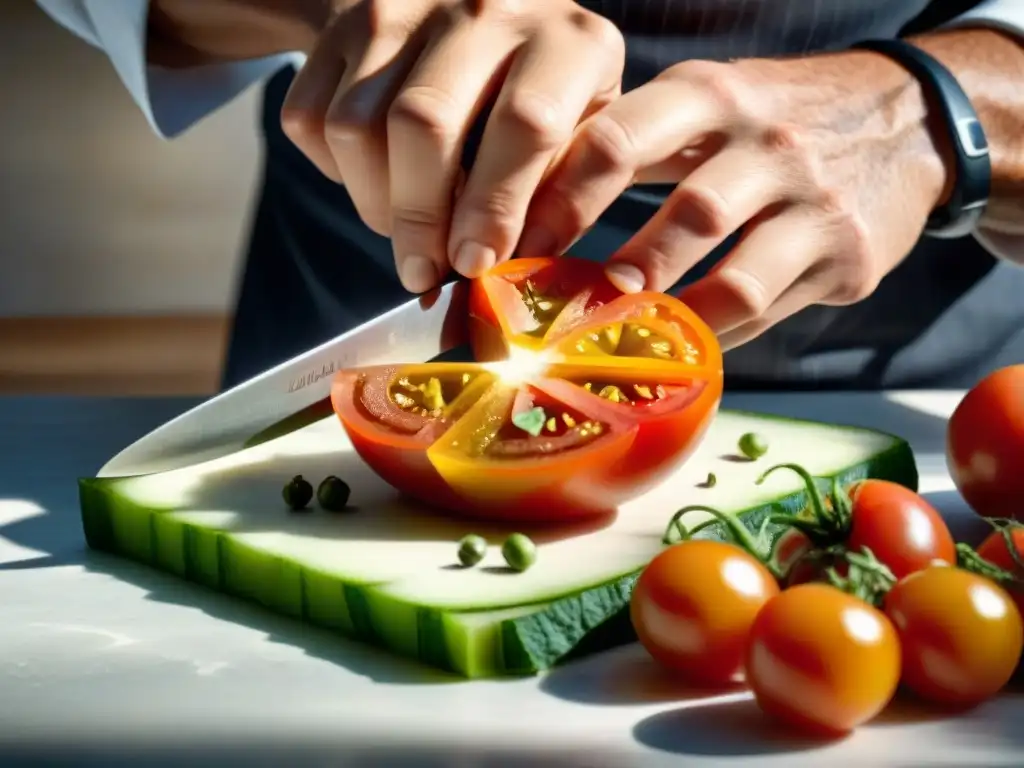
[280,20,350,183]
[448,19,624,276]
[716,278,829,351]
[675,207,823,336]
[605,150,790,292]
[323,33,424,240]
[382,20,519,293]
[518,75,734,259]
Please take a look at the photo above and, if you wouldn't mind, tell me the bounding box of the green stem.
[983,518,1024,572]
[825,546,897,607]
[756,463,845,536]
[956,541,1020,589]
[662,504,781,579]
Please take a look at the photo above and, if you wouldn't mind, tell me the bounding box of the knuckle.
[577,113,638,174]
[280,107,323,147]
[664,60,745,117]
[391,204,447,230]
[759,123,806,156]
[497,91,570,151]
[387,86,459,143]
[461,190,522,225]
[462,0,519,22]
[568,10,625,55]
[828,214,878,304]
[717,267,772,318]
[667,185,731,238]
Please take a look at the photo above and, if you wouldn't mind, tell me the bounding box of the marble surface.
[0,392,1020,767]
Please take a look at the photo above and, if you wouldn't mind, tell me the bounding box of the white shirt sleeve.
[33,0,302,139]
[942,0,1024,263]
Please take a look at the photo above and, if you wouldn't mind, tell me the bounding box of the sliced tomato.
[333,287,723,521]
[947,365,1024,521]
[468,256,622,361]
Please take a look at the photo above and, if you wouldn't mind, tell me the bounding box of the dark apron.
[222,0,1023,391]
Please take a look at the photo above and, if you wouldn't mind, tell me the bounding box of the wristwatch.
[853,38,991,240]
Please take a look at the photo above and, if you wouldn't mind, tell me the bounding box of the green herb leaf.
[511,406,547,437]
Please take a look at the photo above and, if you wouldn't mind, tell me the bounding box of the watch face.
[957,117,990,158]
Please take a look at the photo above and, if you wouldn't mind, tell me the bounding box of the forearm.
[910,28,1024,238]
[147,0,331,67]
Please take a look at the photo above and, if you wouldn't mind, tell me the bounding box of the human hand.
[515,50,955,350]
[280,0,625,293]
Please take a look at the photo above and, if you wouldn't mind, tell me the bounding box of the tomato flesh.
[845,480,956,578]
[468,257,622,361]
[947,364,1024,521]
[884,566,1023,707]
[745,584,901,736]
[631,540,779,686]
[332,279,723,522]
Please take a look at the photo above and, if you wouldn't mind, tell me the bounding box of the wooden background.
[0,2,261,396]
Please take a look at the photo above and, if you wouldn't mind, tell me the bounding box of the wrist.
[908,29,1024,234]
[148,0,332,68]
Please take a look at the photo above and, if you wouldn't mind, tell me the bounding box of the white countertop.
[1,392,1021,767]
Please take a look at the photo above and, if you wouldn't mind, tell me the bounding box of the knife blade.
[98,280,471,478]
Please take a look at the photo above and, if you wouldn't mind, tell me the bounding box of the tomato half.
[745,584,901,736]
[468,257,623,362]
[947,365,1024,521]
[884,566,1023,707]
[631,540,779,685]
[332,283,723,522]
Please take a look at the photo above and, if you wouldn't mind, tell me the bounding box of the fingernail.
[605,263,646,293]
[453,241,496,277]
[399,255,438,293]
[518,228,557,258]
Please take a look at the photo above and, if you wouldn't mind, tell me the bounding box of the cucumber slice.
[79,409,917,678]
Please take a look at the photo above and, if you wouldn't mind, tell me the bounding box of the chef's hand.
[281,0,625,293]
[513,51,955,350]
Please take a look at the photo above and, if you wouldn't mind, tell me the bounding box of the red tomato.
[332,286,723,522]
[884,566,1023,707]
[843,479,956,578]
[947,365,1024,521]
[468,257,622,362]
[631,540,780,686]
[769,528,837,586]
[976,525,1024,618]
[745,584,901,736]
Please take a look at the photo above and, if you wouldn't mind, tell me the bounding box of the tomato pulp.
[332,258,724,522]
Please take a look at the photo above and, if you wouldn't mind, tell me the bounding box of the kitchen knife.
[98,280,470,478]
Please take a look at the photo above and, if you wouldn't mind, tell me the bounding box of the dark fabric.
[222,0,1021,392]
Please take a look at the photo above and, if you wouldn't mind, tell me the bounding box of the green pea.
[703,472,717,488]
[501,533,537,572]
[457,534,488,567]
[317,475,352,511]
[738,432,768,460]
[283,475,313,511]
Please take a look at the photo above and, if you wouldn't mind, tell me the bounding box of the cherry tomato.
[745,583,901,736]
[843,479,955,578]
[769,528,831,586]
[630,540,779,686]
[976,525,1024,617]
[947,364,1024,521]
[884,566,1023,707]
